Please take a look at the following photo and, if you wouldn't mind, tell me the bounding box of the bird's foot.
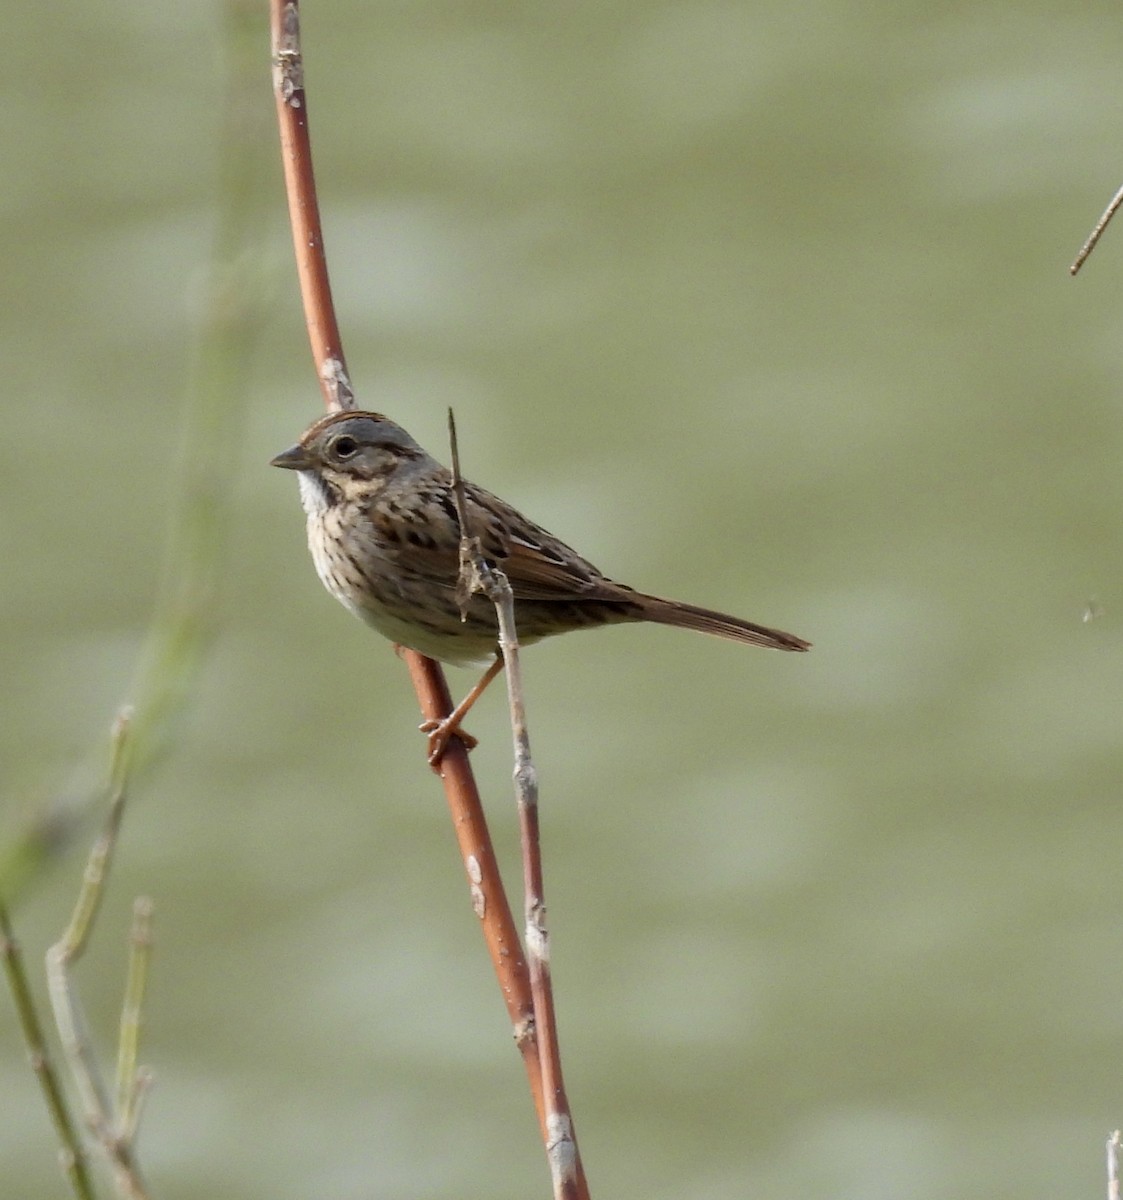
[419,717,479,766]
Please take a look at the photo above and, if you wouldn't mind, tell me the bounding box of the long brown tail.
[636,594,811,652]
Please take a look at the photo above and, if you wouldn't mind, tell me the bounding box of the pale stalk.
[447,411,586,1200]
[47,715,151,1200]
[0,899,97,1200]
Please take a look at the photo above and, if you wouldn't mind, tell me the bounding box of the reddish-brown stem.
[402,654,546,1126]
[270,0,354,411]
[268,0,553,1155]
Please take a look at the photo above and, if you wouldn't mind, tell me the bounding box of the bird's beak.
[270,444,311,471]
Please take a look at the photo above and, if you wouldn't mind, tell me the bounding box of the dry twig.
[46,712,153,1200]
[446,412,584,1198]
[1109,1130,1121,1200]
[0,900,97,1200]
[4,8,269,1193]
[1070,182,1123,275]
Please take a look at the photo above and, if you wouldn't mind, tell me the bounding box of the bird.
[272,410,809,760]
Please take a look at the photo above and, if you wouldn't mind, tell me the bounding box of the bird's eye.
[331,435,358,460]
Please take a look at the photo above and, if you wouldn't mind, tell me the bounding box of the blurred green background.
[4,1,1123,1197]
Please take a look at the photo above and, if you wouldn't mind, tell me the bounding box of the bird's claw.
[419,717,478,765]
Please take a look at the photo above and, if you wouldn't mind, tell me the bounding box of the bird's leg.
[419,655,505,764]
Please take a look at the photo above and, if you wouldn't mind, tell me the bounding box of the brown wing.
[365,475,635,604]
[470,484,637,603]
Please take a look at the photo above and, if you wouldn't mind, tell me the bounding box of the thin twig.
[447,409,482,623]
[492,582,582,1200]
[0,899,98,1200]
[3,9,265,1193]
[447,411,586,1200]
[48,802,127,1129]
[1070,182,1123,275]
[1108,1130,1121,1200]
[46,713,151,1200]
[115,897,154,1143]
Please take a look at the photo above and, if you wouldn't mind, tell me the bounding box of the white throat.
[296,470,332,518]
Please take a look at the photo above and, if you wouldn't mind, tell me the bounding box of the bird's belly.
[354,603,494,667]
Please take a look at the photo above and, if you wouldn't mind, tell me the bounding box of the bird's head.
[271,411,426,511]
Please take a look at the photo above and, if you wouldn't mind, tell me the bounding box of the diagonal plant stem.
[399,654,543,1110]
[115,896,155,1145]
[4,6,271,1195]
[47,717,132,1134]
[1109,1130,1121,1200]
[1071,181,1123,274]
[46,713,151,1200]
[271,0,354,413]
[0,1,272,910]
[447,412,584,1200]
[0,898,98,1200]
